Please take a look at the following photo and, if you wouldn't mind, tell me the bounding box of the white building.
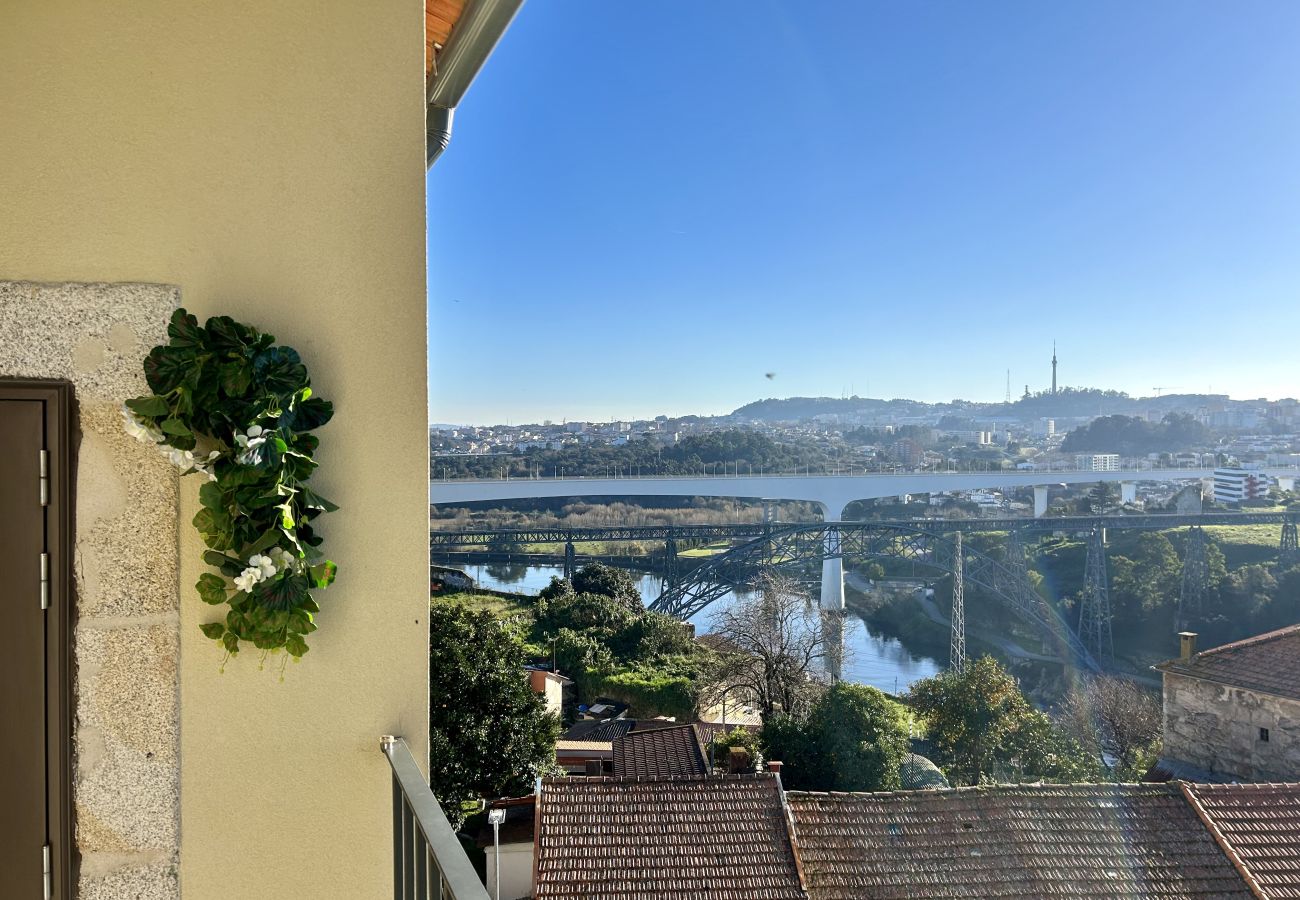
[1213,467,1271,504]
[1075,453,1120,471]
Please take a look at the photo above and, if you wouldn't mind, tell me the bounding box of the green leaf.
[198,480,225,511]
[199,621,226,640]
[285,634,310,658]
[252,346,308,397]
[205,315,251,352]
[125,395,170,417]
[244,528,282,556]
[288,608,316,634]
[196,572,228,605]
[299,486,340,513]
[143,346,193,395]
[203,550,244,576]
[220,362,252,396]
[222,631,241,654]
[287,396,334,431]
[308,561,337,589]
[167,309,203,347]
[253,573,309,611]
[161,417,193,437]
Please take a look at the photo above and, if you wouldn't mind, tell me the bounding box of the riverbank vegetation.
[907,657,1102,786]
[440,563,717,721]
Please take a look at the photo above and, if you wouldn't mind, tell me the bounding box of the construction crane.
[1152,386,1181,397]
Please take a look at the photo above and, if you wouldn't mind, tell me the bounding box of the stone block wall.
[1163,671,1300,781]
[0,281,180,898]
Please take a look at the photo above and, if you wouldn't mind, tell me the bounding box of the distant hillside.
[731,396,934,421]
[730,391,1239,423]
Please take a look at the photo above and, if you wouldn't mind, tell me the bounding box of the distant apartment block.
[1214,467,1271,504]
[1075,453,1120,471]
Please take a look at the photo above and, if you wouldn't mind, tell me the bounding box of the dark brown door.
[0,399,49,897]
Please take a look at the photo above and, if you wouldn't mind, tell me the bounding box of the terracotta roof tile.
[563,718,635,743]
[535,774,805,899]
[1187,782,1300,898]
[1155,624,1300,701]
[612,724,708,778]
[786,783,1254,899]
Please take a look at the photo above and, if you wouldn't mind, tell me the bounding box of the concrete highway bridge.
[431,511,1300,674]
[430,467,1298,519]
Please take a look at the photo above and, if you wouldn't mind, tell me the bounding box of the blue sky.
[428,1,1300,425]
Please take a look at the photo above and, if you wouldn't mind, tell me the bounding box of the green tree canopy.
[570,562,644,613]
[761,682,910,792]
[907,656,1097,786]
[429,603,559,827]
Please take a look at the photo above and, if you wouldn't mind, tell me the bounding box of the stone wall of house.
[0,281,180,899]
[1163,671,1300,781]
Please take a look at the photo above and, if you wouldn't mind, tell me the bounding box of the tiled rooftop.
[534,773,805,899]
[1155,624,1300,701]
[786,783,1255,899]
[1188,782,1300,899]
[612,724,708,778]
[563,718,636,743]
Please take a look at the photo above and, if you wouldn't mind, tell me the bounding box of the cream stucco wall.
[0,3,430,899]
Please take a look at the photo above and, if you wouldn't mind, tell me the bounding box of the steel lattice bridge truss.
[646,520,1101,669]
[428,512,1296,548]
[430,512,1300,674]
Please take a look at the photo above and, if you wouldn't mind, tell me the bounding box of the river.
[460,562,943,695]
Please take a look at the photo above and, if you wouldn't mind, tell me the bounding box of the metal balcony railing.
[381,736,489,900]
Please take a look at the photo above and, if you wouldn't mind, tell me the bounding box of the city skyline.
[433,368,1298,428]
[428,2,1300,424]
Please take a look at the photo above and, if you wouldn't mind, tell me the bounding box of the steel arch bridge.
[645,521,1100,672]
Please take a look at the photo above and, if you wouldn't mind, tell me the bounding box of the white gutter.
[427,0,525,168]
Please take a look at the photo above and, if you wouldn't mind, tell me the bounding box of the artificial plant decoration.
[123,308,338,665]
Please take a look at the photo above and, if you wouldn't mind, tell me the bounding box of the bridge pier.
[1179,526,1208,629]
[1033,485,1049,518]
[1079,525,1114,668]
[665,537,680,588]
[820,526,845,611]
[563,541,576,579]
[1281,518,1299,569]
[1121,481,1137,505]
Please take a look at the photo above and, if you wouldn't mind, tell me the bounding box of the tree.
[536,590,638,636]
[761,683,910,792]
[570,562,644,615]
[703,573,829,722]
[1110,533,1181,627]
[907,656,1096,786]
[428,603,559,827]
[1058,675,1162,779]
[706,726,763,774]
[1087,481,1119,515]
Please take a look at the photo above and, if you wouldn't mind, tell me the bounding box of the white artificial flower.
[233,567,261,593]
[271,547,295,571]
[249,553,277,580]
[167,448,198,471]
[234,424,266,449]
[192,450,222,480]
[120,404,164,444]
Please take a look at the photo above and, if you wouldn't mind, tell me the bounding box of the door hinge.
[40,553,50,610]
[43,844,52,899]
[39,449,50,506]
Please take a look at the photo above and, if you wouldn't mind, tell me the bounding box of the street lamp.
[487,806,506,900]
